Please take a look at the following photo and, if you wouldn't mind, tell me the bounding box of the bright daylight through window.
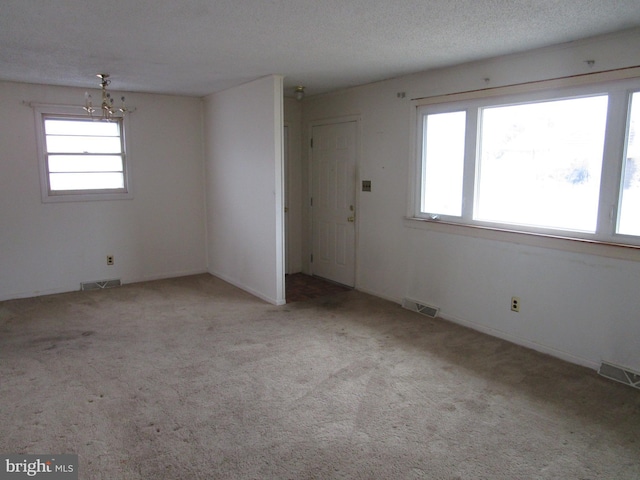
[44,117,125,192]
[415,77,640,247]
[421,111,466,217]
[35,106,130,202]
[476,96,607,232]
[619,92,640,236]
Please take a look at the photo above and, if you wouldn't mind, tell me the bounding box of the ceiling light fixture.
[84,74,127,121]
[294,86,305,101]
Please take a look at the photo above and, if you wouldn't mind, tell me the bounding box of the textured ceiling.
[1,0,640,97]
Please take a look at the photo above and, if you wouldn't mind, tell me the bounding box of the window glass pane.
[421,111,466,216]
[44,118,119,136]
[46,135,122,154]
[618,92,640,236]
[49,172,125,191]
[475,95,608,232]
[48,155,124,173]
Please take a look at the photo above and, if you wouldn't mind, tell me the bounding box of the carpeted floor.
[0,274,638,479]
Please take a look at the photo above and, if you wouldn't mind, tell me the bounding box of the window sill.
[42,191,133,203]
[403,217,640,263]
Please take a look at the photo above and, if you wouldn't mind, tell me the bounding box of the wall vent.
[402,298,439,318]
[598,362,640,390]
[81,279,122,291]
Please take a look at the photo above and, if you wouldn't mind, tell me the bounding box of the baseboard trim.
[132,268,209,284]
[437,311,599,370]
[354,286,403,304]
[0,268,209,302]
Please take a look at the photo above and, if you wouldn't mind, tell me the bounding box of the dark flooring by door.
[285,273,350,303]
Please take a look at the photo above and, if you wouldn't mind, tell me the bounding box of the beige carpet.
[0,274,638,479]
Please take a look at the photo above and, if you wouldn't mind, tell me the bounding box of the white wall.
[0,81,206,301]
[302,28,640,372]
[204,75,285,305]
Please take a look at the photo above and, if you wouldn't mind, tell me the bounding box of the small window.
[35,106,131,202]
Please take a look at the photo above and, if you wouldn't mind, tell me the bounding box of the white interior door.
[311,121,357,287]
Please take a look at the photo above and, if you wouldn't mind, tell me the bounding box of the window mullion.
[596,91,628,238]
[461,107,478,221]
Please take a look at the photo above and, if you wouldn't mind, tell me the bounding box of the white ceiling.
[1,0,640,98]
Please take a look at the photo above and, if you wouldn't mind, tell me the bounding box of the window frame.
[410,74,640,248]
[34,105,132,203]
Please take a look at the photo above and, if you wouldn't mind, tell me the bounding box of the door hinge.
[310,254,314,263]
[310,197,313,207]
[310,138,313,148]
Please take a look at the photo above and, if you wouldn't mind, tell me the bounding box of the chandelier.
[83,74,127,121]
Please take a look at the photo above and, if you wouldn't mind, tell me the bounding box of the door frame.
[283,123,290,274]
[307,115,361,286]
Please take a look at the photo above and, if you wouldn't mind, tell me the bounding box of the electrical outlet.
[511,296,520,312]
[106,255,114,266]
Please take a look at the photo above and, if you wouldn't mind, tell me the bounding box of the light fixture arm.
[84,74,127,121]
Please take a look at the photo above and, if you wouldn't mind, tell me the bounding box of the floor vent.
[598,362,640,390]
[402,298,439,318]
[81,279,122,291]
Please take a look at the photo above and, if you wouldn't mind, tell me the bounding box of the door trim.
[283,124,290,274]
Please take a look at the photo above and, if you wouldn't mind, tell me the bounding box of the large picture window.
[35,106,131,202]
[414,77,640,247]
